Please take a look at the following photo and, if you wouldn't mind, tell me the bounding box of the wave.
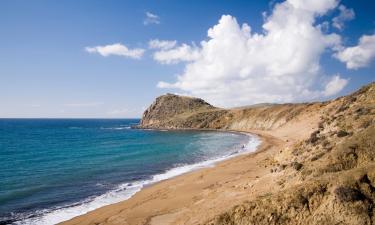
[68,127,82,129]
[15,134,260,225]
[68,126,131,130]
[99,126,131,130]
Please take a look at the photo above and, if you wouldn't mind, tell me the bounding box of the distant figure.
[242,145,245,149]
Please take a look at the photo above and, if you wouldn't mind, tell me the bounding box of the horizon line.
[0,117,141,120]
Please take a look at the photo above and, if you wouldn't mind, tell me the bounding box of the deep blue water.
[0,119,258,225]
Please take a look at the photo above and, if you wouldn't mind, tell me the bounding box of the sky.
[0,0,374,118]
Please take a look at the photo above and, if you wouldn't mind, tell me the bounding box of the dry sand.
[60,112,319,225]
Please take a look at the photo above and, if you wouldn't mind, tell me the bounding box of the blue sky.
[0,0,374,118]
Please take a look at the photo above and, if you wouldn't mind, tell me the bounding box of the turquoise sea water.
[0,119,259,225]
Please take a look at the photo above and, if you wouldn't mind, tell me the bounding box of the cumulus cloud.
[144,12,160,25]
[334,33,375,69]
[287,0,338,14]
[332,5,355,30]
[323,75,349,96]
[148,39,177,50]
[153,43,200,64]
[156,0,348,107]
[85,43,145,59]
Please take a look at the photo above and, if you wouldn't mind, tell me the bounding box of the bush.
[337,130,349,137]
[334,187,365,202]
[291,162,303,171]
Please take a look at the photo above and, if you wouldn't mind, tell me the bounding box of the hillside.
[140,82,375,225]
[140,94,321,131]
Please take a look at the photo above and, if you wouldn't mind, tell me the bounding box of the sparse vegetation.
[291,162,303,171]
[335,186,365,202]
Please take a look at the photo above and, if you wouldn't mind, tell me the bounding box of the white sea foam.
[99,126,131,130]
[17,133,260,225]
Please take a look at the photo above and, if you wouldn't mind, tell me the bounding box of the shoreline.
[18,129,260,225]
[59,129,284,225]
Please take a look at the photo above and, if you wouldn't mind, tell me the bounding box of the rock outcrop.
[140,93,223,129]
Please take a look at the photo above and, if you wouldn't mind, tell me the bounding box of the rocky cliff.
[140,82,375,225]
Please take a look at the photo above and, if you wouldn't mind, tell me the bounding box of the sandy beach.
[60,108,320,225]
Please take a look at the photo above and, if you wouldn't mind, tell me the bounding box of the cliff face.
[140,82,375,225]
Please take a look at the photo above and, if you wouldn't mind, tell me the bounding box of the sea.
[0,119,260,225]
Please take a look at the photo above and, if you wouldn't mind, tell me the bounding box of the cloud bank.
[155,0,349,107]
[85,43,145,59]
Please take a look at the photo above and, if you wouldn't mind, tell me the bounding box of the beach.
[60,109,319,225]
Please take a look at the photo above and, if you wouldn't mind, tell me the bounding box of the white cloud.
[85,43,145,59]
[332,5,355,30]
[334,33,375,69]
[148,39,177,50]
[287,0,338,14]
[144,12,160,25]
[323,75,349,96]
[155,0,348,107]
[153,43,200,64]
